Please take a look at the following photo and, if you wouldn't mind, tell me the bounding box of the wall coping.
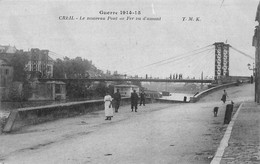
[17,97,131,112]
[190,82,239,103]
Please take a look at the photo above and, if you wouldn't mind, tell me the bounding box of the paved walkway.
[0,103,175,161]
[212,101,260,164]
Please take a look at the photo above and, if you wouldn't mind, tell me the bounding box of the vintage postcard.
[0,0,259,163]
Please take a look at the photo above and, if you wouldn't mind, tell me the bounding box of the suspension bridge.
[40,42,254,84]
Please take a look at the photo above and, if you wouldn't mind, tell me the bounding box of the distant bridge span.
[39,78,214,83]
[37,42,252,85]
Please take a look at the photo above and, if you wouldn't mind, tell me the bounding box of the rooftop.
[0,45,17,54]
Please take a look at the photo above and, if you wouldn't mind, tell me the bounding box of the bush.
[0,116,8,134]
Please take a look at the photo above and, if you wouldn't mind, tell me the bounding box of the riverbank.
[0,84,253,164]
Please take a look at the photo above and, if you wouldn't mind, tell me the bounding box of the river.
[161,92,195,101]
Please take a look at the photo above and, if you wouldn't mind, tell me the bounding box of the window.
[47,66,51,72]
[5,69,9,75]
[32,64,36,71]
[55,84,61,93]
[3,78,6,87]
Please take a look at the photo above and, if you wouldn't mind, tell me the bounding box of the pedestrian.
[104,91,113,120]
[250,75,254,84]
[221,90,228,103]
[131,90,139,112]
[113,89,121,113]
[139,90,146,106]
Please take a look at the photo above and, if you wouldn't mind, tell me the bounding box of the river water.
[161,92,194,101]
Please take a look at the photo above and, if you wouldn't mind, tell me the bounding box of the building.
[253,1,260,103]
[0,45,17,54]
[0,59,13,100]
[25,48,54,78]
[114,84,140,97]
[0,46,66,101]
[29,80,66,101]
[0,47,54,79]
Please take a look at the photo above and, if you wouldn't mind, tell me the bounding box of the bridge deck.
[39,78,213,83]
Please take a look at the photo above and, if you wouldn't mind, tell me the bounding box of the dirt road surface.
[0,84,254,164]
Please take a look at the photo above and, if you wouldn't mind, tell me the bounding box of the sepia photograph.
[0,0,259,163]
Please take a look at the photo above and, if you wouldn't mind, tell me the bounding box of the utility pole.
[248,63,256,102]
[201,71,203,89]
[255,38,260,103]
[255,42,260,103]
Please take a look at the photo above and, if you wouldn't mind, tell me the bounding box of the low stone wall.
[3,97,156,132]
[189,82,242,103]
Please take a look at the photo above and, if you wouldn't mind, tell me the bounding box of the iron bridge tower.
[214,42,230,80]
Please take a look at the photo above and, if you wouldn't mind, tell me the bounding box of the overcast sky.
[0,0,258,78]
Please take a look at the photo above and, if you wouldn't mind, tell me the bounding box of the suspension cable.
[123,44,214,74]
[190,49,215,76]
[229,46,255,60]
[154,47,214,67]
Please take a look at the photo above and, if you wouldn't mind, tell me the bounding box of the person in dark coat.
[131,90,139,112]
[139,90,146,106]
[250,75,254,84]
[113,89,121,113]
[221,90,228,103]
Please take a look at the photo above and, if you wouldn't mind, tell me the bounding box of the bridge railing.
[190,81,248,103]
[38,78,213,83]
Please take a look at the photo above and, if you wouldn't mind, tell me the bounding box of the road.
[0,84,254,164]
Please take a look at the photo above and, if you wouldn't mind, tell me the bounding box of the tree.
[9,52,29,82]
[52,56,129,99]
[95,82,108,97]
[53,58,65,78]
[53,56,102,79]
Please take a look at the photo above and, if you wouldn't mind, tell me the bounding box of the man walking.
[139,90,146,106]
[113,89,121,113]
[131,90,139,112]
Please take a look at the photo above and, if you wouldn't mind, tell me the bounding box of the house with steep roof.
[25,48,54,78]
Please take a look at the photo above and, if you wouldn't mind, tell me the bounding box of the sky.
[0,0,258,78]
